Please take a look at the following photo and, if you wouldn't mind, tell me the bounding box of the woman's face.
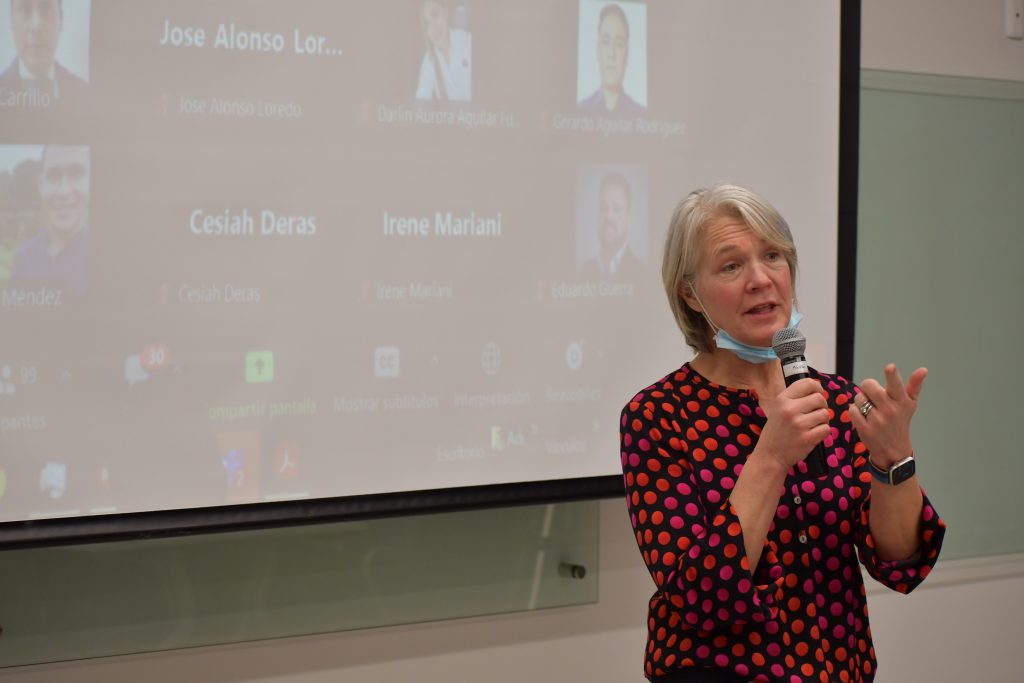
[422,1,448,47]
[686,214,793,349]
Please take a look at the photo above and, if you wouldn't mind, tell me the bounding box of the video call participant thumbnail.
[579,171,643,279]
[0,155,40,281]
[415,0,471,102]
[10,145,89,296]
[577,2,645,114]
[0,0,89,105]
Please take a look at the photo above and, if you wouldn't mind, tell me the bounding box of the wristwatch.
[868,454,916,486]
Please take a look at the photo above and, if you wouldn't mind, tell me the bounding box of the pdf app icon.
[274,443,300,480]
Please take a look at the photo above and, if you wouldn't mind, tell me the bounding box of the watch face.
[892,458,916,486]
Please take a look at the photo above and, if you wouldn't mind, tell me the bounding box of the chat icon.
[125,354,149,387]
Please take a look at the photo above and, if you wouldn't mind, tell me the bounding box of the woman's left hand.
[849,364,927,468]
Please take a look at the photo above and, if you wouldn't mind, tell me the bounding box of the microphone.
[771,327,828,477]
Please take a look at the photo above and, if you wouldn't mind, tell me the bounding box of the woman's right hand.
[754,378,830,473]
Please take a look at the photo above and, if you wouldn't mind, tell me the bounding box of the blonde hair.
[662,184,798,353]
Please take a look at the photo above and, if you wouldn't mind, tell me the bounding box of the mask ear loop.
[686,279,720,336]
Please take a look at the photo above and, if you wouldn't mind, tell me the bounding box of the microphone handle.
[780,354,829,477]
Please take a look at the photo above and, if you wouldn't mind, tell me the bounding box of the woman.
[415,0,471,102]
[620,184,945,682]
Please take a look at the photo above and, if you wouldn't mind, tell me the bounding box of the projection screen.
[0,0,843,541]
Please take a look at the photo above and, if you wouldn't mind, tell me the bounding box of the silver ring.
[859,400,875,418]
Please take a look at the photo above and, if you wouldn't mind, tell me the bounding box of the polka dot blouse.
[620,363,945,683]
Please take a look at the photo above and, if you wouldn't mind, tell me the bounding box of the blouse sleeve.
[621,392,787,631]
[837,380,947,593]
[856,489,945,593]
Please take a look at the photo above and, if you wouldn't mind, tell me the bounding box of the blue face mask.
[714,308,804,364]
[689,285,803,364]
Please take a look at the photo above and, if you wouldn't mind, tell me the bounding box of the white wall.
[862,0,1024,80]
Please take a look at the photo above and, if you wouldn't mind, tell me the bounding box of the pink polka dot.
[685,503,699,516]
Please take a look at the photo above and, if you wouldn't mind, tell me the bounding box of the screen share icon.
[246,351,275,383]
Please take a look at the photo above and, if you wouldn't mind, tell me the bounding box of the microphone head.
[772,327,806,358]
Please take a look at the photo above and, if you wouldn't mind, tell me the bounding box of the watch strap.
[868,454,916,486]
